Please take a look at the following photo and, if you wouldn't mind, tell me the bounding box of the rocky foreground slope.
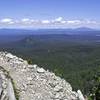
[0,52,85,100]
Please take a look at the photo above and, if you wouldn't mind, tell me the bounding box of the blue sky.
[0,0,100,29]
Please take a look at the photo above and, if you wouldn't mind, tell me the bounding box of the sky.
[0,0,100,29]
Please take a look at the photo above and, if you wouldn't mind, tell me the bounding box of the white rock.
[22,83,27,90]
[54,93,60,99]
[6,53,14,59]
[23,65,26,69]
[33,64,38,68]
[21,69,26,72]
[18,58,24,62]
[8,79,16,100]
[77,90,85,100]
[0,52,84,100]
[27,77,33,81]
[54,85,63,92]
[37,68,45,73]
[1,74,6,80]
[0,87,2,96]
[14,60,23,64]
[0,57,3,60]
[28,64,37,69]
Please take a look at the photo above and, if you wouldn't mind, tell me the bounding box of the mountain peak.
[75,27,96,31]
[0,51,85,100]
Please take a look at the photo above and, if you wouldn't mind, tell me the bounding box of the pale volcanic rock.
[0,51,85,100]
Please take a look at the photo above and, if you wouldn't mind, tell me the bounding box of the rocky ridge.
[0,51,85,100]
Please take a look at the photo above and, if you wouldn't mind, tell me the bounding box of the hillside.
[1,33,100,94]
[0,52,85,100]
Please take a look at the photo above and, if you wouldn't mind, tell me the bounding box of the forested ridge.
[0,33,100,97]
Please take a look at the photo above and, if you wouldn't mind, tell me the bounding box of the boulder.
[6,53,14,59]
[37,68,45,73]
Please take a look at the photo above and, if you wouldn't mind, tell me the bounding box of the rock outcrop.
[0,67,16,100]
[0,51,85,100]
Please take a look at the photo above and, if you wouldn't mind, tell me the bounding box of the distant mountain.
[37,27,99,31]
[0,27,99,36]
[74,27,97,31]
[0,28,34,35]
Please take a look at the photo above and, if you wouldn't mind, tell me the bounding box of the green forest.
[1,34,100,98]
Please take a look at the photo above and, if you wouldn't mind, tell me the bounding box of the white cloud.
[51,17,67,24]
[84,19,98,24]
[55,17,63,22]
[0,18,14,24]
[41,20,50,24]
[21,18,35,24]
[20,18,42,25]
[66,19,99,25]
[21,18,30,22]
[61,20,66,24]
[0,17,99,28]
[1,18,12,22]
[67,20,82,24]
